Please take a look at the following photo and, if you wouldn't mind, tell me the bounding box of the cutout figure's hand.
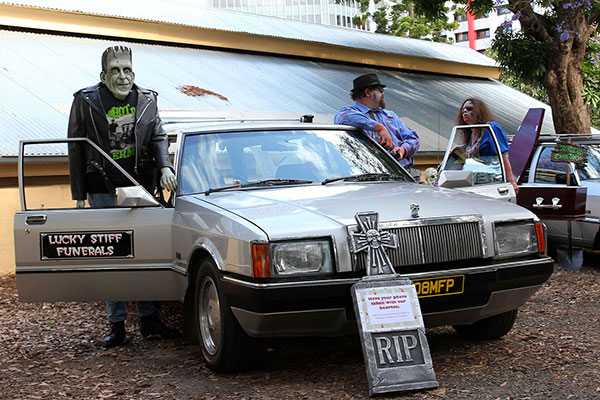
[392,146,406,160]
[160,167,177,191]
[76,200,86,208]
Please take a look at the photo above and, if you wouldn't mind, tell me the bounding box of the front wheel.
[453,309,518,340]
[194,260,257,372]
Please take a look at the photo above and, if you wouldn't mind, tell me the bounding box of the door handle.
[497,187,509,195]
[533,197,562,210]
[26,215,47,225]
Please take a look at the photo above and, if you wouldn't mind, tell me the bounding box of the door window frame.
[19,137,160,211]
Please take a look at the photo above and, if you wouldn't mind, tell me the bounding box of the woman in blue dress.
[455,98,519,194]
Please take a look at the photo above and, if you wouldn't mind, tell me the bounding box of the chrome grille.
[351,219,484,270]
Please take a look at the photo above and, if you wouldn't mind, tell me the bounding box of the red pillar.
[466,1,476,50]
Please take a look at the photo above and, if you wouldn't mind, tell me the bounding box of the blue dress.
[467,121,509,157]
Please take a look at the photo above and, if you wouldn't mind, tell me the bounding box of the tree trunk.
[544,54,591,134]
[514,0,595,134]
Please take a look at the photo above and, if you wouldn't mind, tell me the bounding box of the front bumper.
[222,256,554,338]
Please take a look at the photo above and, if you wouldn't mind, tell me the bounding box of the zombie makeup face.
[100,47,135,100]
[461,100,475,124]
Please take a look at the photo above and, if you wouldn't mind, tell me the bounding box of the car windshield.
[178,129,410,195]
[576,144,600,181]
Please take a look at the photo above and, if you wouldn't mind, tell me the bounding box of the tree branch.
[508,0,552,42]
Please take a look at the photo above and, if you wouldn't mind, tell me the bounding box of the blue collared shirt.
[334,101,420,167]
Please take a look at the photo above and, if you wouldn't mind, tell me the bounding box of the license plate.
[40,231,134,260]
[413,275,464,298]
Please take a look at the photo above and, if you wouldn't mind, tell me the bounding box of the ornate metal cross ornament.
[349,212,398,275]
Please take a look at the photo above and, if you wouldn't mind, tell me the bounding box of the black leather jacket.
[67,83,172,200]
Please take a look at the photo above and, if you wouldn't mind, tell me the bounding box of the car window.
[534,146,576,184]
[19,140,158,211]
[520,166,530,183]
[441,128,504,185]
[178,129,410,194]
[576,144,600,181]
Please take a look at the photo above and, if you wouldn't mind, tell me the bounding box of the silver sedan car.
[14,120,553,372]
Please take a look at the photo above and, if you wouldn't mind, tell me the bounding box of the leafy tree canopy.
[349,0,459,42]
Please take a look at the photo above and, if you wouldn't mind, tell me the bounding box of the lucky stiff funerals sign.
[40,231,133,259]
[349,212,438,395]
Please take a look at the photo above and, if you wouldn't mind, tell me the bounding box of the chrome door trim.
[16,263,173,273]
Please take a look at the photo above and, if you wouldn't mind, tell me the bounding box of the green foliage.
[490,29,550,85]
[582,38,600,128]
[412,0,453,19]
[486,47,549,104]
[342,0,458,42]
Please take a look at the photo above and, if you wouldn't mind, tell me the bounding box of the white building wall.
[188,0,368,30]
[445,1,521,53]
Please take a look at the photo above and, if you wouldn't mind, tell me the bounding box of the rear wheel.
[194,259,257,372]
[453,309,518,340]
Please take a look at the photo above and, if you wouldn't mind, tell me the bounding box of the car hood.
[194,182,533,237]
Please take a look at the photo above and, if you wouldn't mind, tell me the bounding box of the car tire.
[453,309,518,340]
[194,259,257,372]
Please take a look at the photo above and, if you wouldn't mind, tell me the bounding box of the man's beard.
[379,96,386,109]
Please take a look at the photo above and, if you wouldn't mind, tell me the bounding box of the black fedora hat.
[352,73,386,93]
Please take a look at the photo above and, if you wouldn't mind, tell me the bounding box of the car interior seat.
[275,162,320,183]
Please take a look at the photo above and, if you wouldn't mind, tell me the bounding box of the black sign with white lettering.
[40,231,134,260]
[371,330,425,368]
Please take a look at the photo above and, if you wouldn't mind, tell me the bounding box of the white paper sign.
[355,285,423,332]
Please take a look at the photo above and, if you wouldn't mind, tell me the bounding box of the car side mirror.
[116,186,160,207]
[438,170,474,188]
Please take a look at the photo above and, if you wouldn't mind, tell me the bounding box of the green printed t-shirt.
[96,85,139,190]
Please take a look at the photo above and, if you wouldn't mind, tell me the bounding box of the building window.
[455,13,467,22]
[455,32,469,42]
[476,29,490,39]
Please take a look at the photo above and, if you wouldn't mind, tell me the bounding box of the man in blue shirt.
[334,73,420,169]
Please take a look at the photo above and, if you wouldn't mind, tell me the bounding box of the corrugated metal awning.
[0,0,500,78]
[0,29,554,160]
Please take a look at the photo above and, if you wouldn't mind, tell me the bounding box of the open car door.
[437,123,515,202]
[14,138,179,302]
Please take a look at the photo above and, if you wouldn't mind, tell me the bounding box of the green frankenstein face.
[100,47,135,100]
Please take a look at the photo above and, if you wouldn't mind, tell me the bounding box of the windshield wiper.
[321,173,404,185]
[205,179,313,195]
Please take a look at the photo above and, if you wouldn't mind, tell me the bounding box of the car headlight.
[494,220,539,258]
[271,239,333,276]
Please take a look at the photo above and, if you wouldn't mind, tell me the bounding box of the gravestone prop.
[349,212,438,396]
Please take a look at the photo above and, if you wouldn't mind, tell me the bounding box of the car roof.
[163,118,358,136]
[536,134,600,145]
